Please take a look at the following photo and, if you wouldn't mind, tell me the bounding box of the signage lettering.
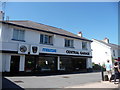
[66,50,79,54]
[80,52,90,55]
[66,50,90,55]
[42,48,56,52]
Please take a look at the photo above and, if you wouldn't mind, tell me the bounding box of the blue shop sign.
[42,48,56,52]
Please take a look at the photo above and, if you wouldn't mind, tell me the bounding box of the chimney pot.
[103,37,109,43]
[78,32,82,37]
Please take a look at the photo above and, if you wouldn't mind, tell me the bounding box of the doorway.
[10,56,20,73]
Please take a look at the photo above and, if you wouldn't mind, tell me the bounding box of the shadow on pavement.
[2,77,24,90]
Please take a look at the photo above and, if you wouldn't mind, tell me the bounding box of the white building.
[0,12,92,75]
[91,38,120,66]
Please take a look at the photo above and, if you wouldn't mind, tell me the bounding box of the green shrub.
[92,63,105,71]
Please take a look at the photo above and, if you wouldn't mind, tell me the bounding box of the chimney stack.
[0,11,4,21]
[103,37,109,43]
[78,32,82,37]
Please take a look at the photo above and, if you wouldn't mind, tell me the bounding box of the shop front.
[2,44,92,75]
[25,55,57,73]
[23,54,90,75]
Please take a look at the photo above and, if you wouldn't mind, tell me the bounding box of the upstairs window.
[113,50,115,56]
[12,29,25,41]
[82,42,88,50]
[40,34,53,45]
[65,39,74,48]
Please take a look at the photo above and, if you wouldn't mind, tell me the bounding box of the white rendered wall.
[0,23,2,42]
[2,53,11,72]
[25,29,40,44]
[19,55,25,71]
[74,39,82,50]
[1,25,12,42]
[54,35,64,48]
[88,42,92,51]
[91,40,112,65]
[2,53,25,72]
[86,58,92,68]
[1,53,5,72]
[57,56,60,70]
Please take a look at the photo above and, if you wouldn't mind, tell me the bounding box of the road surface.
[3,72,101,88]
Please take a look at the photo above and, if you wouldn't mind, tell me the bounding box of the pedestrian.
[114,62,120,84]
[105,60,112,82]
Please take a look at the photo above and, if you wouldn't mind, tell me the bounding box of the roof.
[0,20,92,42]
[93,39,120,49]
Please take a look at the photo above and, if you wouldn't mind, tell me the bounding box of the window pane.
[82,42,87,50]
[25,56,35,72]
[40,34,53,45]
[44,35,48,44]
[13,29,18,40]
[40,34,44,43]
[19,30,24,40]
[65,39,67,47]
[49,36,52,44]
[113,50,115,56]
[37,57,57,72]
[65,39,69,47]
[65,39,74,47]
[71,40,73,47]
[60,57,72,71]
[68,40,70,47]
[13,29,24,41]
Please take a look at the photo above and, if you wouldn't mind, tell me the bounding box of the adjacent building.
[0,12,92,75]
[91,38,120,66]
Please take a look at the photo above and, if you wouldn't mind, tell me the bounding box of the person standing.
[105,60,112,82]
[114,62,120,84]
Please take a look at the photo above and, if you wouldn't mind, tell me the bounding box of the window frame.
[65,38,74,48]
[12,28,25,42]
[40,34,53,45]
[113,50,116,56]
[82,41,88,50]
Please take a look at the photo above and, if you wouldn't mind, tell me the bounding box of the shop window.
[82,42,88,50]
[60,57,72,71]
[25,56,35,72]
[65,39,74,48]
[12,28,25,41]
[36,57,57,72]
[72,58,87,71]
[40,34,53,45]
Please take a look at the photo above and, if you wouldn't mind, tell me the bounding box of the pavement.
[2,72,120,89]
[65,81,120,89]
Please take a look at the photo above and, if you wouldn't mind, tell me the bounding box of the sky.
[1,2,118,44]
